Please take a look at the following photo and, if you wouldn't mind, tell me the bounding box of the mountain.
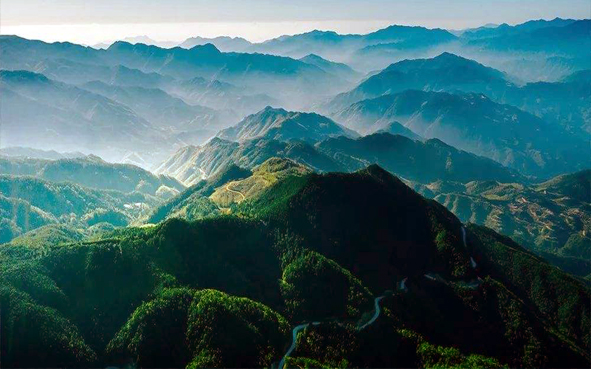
[458,19,591,81]
[350,26,460,71]
[0,155,184,196]
[100,41,320,79]
[365,25,457,44]
[217,107,359,143]
[80,81,232,132]
[164,76,279,116]
[326,52,510,111]
[327,53,590,138]
[0,154,186,243]
[375,121,421,140]
[145,162,253,223]
[0,193,56,243]
[299,54,362,82]
[180,37,252,51]
[316,133,522,184]
[496,73,591,136]
[35,59,175,87]
[0,147,85,160]
[119,35,179,48]
[210,158,311,207]
[0,174,160,243]
[253,30,363,58]
[417,174,591,271]
[252,26,457,64]
[0,36,347,109]
[562,69,591,84]
[467,19,591,54]
[462,18,578,39]
[100,41,345,104]
[333,90,590,178]
[147,158,311,223]
[155,137,344,185]
[536,169,591,205]
[238,166,590,367]
[0,70,174,164]
[93,36,180,49]
[2,165,588,368]
[3,18,591,369]
[157,130,520,187]
[0,35,99,70]
[37,156,184,195]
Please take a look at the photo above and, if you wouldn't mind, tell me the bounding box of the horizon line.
[1,17,587,46]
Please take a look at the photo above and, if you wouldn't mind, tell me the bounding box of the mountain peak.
[260,105,287,114]
[189,42,221,54]
[359,163,393,179]
[434,52,467,61]
[217,106,356,143]
[308,29,339,36]
[302,53,323,60]
[107,40,134,50]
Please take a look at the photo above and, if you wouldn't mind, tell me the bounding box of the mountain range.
[0,35,349,107]
[328,53,590,138]
[332,89,590,178]
[2,161,588,368]
[217,106,358,143]
[409,170,591,277]
[2,17,590,368]
[156,131,521,186]
[325,52,510,111]
[180,36,253,51]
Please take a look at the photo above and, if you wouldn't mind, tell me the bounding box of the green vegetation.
[0,155,184,196]
[0,174,158,243]
[467,224,590,353]
[2,22,591,368]
[560,232,591,260]
[108,288,289,368]
[0,194,56,243]
[240,165,472,291]
[0,164,588,368]
[185,289,289,368]
[8,224,84,248]
[417,342,506,369]
[280,250,373,321]
[210,158,310,206]
[421,174,591,277]
[536,169,591,204]
[145,162,252,223]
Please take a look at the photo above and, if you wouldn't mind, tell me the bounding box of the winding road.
[424,225,482,288]
[278,323,313,369]
[278,280,409,368]
[358,295,386,330]
[225,183,246,202]
[461,226,467,248]
[462,226,478,269]
[278,226,480,368]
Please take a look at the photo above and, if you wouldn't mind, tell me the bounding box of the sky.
[1,0,589,45]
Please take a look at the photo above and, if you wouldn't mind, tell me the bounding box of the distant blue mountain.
[466,19,591,53]
[462,18,578,39]
[217,106,359,143]
[327,52,510,111]
[180,36,252,51]
[0,35,348,107]
[252,25,457,59]
[333,89,590,178]
[299,54,361,81]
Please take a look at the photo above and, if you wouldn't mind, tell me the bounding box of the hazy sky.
[1,0,589,44]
